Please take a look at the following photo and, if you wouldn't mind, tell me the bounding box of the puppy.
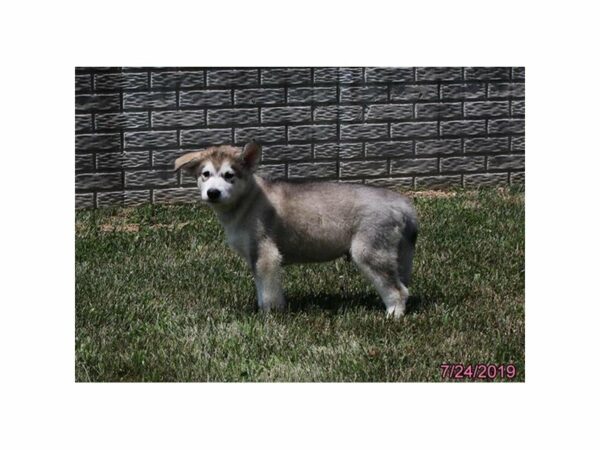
[174,142,418,317]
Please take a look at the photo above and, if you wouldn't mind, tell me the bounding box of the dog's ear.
[240,141,261,170]
[174,151,206,174]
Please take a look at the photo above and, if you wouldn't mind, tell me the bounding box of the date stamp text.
[440,364,517,380]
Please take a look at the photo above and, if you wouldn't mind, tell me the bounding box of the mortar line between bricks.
[88,137,522,154]
[85,79,519,93]
[335,78,341,178]
[80,97,526,115]
[77,168,520,193]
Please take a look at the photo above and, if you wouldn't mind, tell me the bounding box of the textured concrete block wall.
[75,67,525,208]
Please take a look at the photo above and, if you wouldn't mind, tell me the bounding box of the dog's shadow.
[285,291,438,315]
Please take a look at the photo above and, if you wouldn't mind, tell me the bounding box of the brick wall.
[75,67,525,208]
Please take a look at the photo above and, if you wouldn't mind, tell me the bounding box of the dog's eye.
[223,172,234,180]
[202,171,210,178]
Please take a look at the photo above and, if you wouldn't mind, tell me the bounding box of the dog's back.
[257,178,418,268]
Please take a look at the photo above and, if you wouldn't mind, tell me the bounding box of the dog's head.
[174,142,261,206]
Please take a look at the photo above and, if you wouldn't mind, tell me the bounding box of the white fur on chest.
[223,223,251,261]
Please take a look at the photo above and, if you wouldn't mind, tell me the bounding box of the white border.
[2,1,599,448]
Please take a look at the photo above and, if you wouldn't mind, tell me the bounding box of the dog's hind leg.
[350,237,409,318]
[252,239,286,312]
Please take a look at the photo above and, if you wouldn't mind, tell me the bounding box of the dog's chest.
[223,225,251,260]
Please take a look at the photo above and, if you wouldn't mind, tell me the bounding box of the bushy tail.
[397,217,418,286]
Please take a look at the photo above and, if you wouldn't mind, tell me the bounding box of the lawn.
[75,187,525,382]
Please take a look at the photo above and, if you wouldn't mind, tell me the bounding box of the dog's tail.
[397,216,418,286]
[404,216,419,247]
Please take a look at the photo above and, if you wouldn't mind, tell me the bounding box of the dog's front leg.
[253,239,285,312]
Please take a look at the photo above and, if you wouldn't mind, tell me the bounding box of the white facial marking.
[197,160,243,204]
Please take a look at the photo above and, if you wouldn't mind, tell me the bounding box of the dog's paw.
[386,304,406,319]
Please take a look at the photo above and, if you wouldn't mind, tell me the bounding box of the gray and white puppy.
[174,142,418,317]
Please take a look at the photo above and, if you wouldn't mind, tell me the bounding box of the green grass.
[75,187,524,382]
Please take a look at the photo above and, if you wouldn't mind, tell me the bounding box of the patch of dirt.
[149,222,191,230]
[95,208,140,232]
[112,208,136,218]
[496,187,524,204]
[463,200,481,209]
[100,223,140,233]
[96,220,192,233]
[408,190,457,199]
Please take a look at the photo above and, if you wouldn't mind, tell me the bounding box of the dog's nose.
[207,188,221,200]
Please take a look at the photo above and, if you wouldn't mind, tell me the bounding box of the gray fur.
[175,143,418,317]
